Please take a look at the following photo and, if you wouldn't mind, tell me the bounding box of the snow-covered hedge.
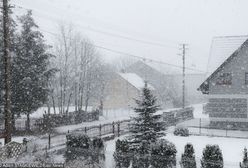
[174,127,189,136]
[114,139,131,168]
[65,133,105,165]
[201,145,223,168]
[150,139,177,168]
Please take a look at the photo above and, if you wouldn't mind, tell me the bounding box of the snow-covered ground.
[102,108,136,120]
[1,103,248,168]
[102,131,247,168]
[0,136,35,147]
[165,133,246,168]
[20,106,94,119]
[192,103,209,119]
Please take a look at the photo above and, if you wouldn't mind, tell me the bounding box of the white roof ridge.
[118,72,155,90]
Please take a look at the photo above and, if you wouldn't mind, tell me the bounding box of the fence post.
[85,127,87,134]
[99,124,102,137]
[112,122,115,135]
[48,134,51,150]
[199,118,201,135]
[117,122,120,137]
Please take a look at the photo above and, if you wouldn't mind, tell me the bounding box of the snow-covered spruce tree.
[114,139,131,168]
[132,141,151,168]
[129,85,165,145]
[12,10,55,131]
[240,148,248,168]
[150,139,177,168]
[129,85,165,167]
[181,143,196,168]
[201,145,223,168]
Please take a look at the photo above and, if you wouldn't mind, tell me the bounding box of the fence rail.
[177,118,248,139]
[71,119,131,138]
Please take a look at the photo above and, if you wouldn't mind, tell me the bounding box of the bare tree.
[51,24,112,114]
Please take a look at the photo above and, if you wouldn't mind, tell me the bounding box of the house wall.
[103,74,140,110]
[127,62,173,108]
[127,62,206,107]
[206,42,248,121]
[205,95,248,120]
[209,44,248,94]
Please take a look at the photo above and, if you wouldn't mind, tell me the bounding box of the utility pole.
[2,0,12,144]
[179,44,188,109]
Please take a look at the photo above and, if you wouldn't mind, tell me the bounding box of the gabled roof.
[206,35,248,77]
[199,37,248,94]
[128,60,205,76]
[118,73,155,91]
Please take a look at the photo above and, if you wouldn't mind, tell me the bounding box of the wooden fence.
[162,107,194,126]
[70,119,131,139]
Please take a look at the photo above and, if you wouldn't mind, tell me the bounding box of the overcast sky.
[12,0,248,73]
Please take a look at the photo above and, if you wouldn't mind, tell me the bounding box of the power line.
[12,4,206,73]
[14,4,179,49]
[37,28,206,73]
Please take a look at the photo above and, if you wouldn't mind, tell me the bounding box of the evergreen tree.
[150,139,177,168]
[128,85,165,167]
[12,10,55,131]
[114,139,131,168]
[129,85,165,146]
[240,148,248,168]
[132,141,151,168]
[201,145,223,168]
[181,143,196,168]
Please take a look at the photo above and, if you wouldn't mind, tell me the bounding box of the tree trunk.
[74,83,78,112]
[26,113,30,132]
[47,103,51,115]
[11,113,16,133]
[52,94,56,114]
[66,92,72,115]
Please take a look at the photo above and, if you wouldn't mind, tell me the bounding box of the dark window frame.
[216,72,232,85]
[245,72,248,85]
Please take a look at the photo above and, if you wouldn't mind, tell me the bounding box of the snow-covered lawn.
[0,136,35,147]
[164,133,247,168]
[103,133,247,168]
[20,106,77,119]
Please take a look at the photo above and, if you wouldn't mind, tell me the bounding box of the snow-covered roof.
[130,60,204,76]
[207,35,248,76]
[119,73,155,90]
[199,36,248,93]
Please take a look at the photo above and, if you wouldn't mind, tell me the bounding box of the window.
[216,73,232,85]
[245,73,248,85]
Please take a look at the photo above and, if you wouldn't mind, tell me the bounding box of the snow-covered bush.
[240,148,248,168]
[201,145,223,168]
[180,143,196,168]
[92,137,104,149]
[150,139,177,168]
[91,137,105,166]
[65,134,105,167]
[65,134,91,162]
[113,139,131,168]
[174,127,189,136]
